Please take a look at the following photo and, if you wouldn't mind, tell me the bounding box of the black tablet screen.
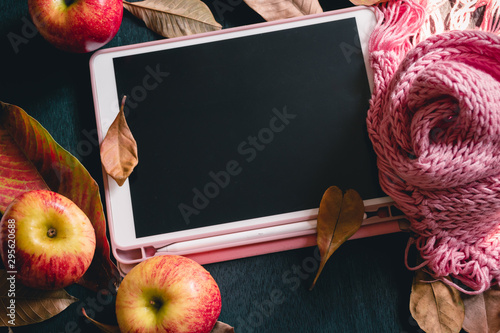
[113,17,384,238]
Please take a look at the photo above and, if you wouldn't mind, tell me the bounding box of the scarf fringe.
[371,0,500,59]
[405,236,495,295]
[369,1,426,65]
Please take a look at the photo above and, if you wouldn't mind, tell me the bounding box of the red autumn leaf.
[0,102,120,291]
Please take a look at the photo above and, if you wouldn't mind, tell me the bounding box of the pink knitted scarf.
[367,0,500,294]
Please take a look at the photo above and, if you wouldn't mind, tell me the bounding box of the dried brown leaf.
[100,96,139,187]
[310,186,364,290]
[349,0,390,5]
[462,285,500,333]
[243,0,322,22]
[82,307,233,333]
[82,308,121,333]
[211,321,235,333]
[0,270,77,327]
[410,269,464,333]
[123,0,222,38]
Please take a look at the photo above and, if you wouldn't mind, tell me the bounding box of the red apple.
[116,255,222,333]
[0,190,96,289]
[28,0,123,53]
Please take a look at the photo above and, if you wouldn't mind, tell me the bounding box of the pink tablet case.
[91,7,406,275]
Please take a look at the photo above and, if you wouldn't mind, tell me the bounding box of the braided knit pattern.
[367,22,500,292]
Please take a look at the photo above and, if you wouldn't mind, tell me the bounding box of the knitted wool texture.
[367,0,500,293]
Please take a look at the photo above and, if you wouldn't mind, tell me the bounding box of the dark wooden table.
[1,0,423,332]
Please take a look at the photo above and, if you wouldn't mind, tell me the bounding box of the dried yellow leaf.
[100,96,139,186]
[123,0,221,38]
[243,0,323,22]
[410,269,464,333]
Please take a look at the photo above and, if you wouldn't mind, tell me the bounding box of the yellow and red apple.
[116,255,222,333]
[0,190,96,290]
[28,0,123,53]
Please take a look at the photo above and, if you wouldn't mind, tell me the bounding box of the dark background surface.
[0,0,424,332]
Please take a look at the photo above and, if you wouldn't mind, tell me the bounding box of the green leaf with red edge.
[0,101,121,291]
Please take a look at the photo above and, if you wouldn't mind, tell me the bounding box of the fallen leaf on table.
[0,270,78,327]
[100,96,138,187]
[211,321,235,332]
[349,0,389,5]
[0,101,121,292]
[82,308,121,333]
[83,308,234,333]
[309,186,364,290]
[462,284,500,333]
[123,0,222,38]
[410,269,464,333]
[243,0,322,22]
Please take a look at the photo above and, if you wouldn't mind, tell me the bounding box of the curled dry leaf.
[123,0,222,38]
[243,0,322,22]
[410,269,464,333]
[309,186,364,290]
[81,308,121,333]
[82,310,235,333]
[100,96,139,187]
[0,270,78,327]
[462,284,500,333]
[211,321,236,333]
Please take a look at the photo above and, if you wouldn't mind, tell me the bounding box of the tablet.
[90,7,400,272]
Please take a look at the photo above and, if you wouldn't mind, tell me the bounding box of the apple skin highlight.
[116,255,222,333]
[28,0,123,53]
[0,190,96,290]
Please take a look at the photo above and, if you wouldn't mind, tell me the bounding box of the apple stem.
[47,228,57,238]
[149,298,163,311]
